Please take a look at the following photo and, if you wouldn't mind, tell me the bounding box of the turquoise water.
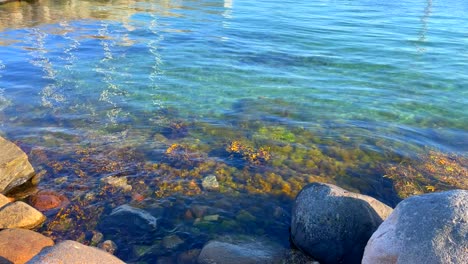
[0,0,467,262]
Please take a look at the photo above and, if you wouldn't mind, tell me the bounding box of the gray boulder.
[0,136,35,194]
[291,183,392,264]
[198,237,287,264]
[99,204,157,240]
[363,190,468,264]
[27,240,125,264]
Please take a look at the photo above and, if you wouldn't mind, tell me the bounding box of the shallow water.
[0,0,467,262]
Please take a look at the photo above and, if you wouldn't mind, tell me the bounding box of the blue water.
[0,0,467,261]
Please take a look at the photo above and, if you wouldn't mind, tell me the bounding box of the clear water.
[0,0,467,262]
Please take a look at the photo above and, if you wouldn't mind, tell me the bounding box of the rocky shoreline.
[1,135,467,263]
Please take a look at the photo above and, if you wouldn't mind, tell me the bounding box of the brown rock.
[27,240,125,264]
[0,136,35,194]
[0,194,10,208]
[0,201,46,229]
[29,190,69,212]
[0,228,54,264]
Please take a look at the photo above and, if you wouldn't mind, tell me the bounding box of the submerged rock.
[0,201,46,229]
[363,190,468,264]
[202,175,219,191]
[27,240,125,264]
[0,228,54,264]
[98,240,118,255]
[0,136,35,194]
[291,183,392,264]
[99,204,157,241]
[101,176,132,192]
[198,237,287,264]
[29,190,70,212]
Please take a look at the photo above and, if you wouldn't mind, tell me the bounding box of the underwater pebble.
[91,231,104,245]
[201,175,219,191]
[162,234,184,249]
[101,176,132,192]
[203,214,220,222]
[54,176,68,184]
[98,240,118,255]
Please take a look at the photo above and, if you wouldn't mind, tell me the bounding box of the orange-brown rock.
[0,228,54,264]
[0,136,35,194]
[29,190,69,212]
[0,201,46,229]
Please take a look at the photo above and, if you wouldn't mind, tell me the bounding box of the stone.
[291,183,393,264]
[98,240,118,255]
[91,231,104,246]
[27,240,125,264]
[202,175,219,191]
[99,204,157,240]
[0,228,54,264]
[29,190,69,212]
[0,193,10,208]
[0,201,46,229]
[0,136,35,194]
[198,237,287,264]
[363,190,468,264]
[162,234,184,249]
[101,176,132,192]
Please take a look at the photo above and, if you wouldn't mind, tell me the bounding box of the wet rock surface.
[26,240,125,264]
[0,136,35,194]
[0,228,54,264]
[198,237,287,264]
[291,183,393,264]
[363,190,468,264]
[0,201,46,229]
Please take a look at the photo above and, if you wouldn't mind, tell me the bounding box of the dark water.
[0,0,467,262]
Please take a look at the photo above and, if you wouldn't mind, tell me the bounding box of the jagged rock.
[363,190,468,264]
[291,183,393,264]
[0,136,35,194]
[27,240,125,264]
[198,237,287,264]
[0,228,54,264]
[0,201,46,229]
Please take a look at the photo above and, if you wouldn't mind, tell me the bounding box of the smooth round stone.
[291,183,393,264]
[363,190,468,264]
[27,240,125,264]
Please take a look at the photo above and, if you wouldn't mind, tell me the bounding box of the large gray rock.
[27,240,125,264]
[0,228,54,264]
[363,190,468,264]
[0,136,35,194]
[198,237,287,264]
[291,183,393,264]
[99,204,157,241]
[0,201,46,229]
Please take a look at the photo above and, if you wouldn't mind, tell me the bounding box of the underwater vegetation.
[4,97,465,262]
[384,150,467,198]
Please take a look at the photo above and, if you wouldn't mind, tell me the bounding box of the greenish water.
[0,0,467,262]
